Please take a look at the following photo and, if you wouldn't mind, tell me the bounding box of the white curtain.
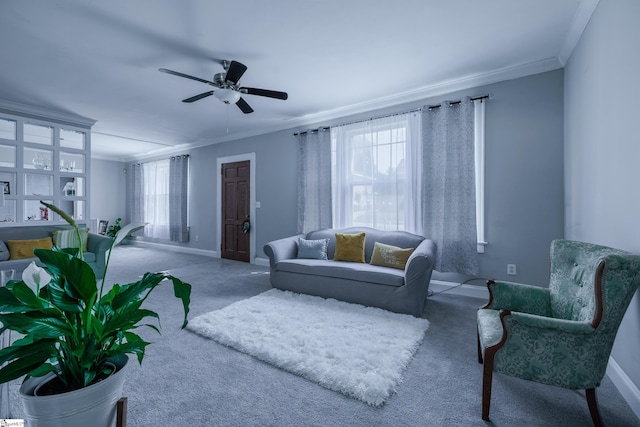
[296,129,332,234]
[142,159,170,240]
[128,163,144,228]
[421,98,478,274]
[169,155,189,242]
[474,99,486,253]
[331,112,421,232]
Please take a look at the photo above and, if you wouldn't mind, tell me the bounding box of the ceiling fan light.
[214,88,241,104]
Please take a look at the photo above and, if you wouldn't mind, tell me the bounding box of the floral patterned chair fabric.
[477,239,640,426]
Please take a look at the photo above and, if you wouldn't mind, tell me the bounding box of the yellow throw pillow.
[370,242,415,270]
[7,237,53,260]
[333,232,366,263]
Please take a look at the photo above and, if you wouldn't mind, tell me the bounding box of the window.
[331,112,421,231]
[142,159,170,239]
[129,156,190,242]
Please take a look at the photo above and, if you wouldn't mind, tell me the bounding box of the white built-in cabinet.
[0,103,94,227]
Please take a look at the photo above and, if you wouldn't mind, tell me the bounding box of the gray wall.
[90,158,127,228]
[565,0,640,405]
[116,69,564,288]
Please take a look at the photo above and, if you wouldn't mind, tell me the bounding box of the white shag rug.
[187,289,429,406]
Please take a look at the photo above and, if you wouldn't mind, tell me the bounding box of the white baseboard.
[128,240,218,258]
[254,257,270,267]
[429,280,489,300]
[606,356,640,419]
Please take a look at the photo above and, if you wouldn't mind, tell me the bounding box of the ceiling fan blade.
[159,68,214,85]
[241,87,288,100]
[225,60,247,84]
[182,91,214,103]
[236,97,254,114]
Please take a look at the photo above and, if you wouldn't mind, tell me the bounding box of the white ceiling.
[0,0,597,162]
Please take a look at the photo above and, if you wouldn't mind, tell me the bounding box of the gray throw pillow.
[0,240,9,261]
[297,238,329,260]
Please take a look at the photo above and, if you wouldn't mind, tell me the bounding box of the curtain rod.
[428,94,491,110]
[293,94,491,136]
[131,154,190,165]
[293,127,330,137]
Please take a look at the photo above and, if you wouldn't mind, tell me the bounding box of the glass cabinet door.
[23,123,53,145]
[0,119,16,141]
[60,128,85,150]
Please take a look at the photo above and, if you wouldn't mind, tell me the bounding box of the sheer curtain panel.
[331,112,421,232]
[421,99,478,274]
[169,155,189,242]
[128,163,144,228]
[142,159,170,240]
[296,129,332,234]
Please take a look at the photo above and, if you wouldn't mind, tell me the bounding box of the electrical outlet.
[195,235,199,242]
[507,264,517,275]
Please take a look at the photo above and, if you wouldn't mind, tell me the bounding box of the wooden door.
[221,160,250,262]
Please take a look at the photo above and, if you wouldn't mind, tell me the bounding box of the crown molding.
[558,0,600,66]
[0,99,96,128]
[283,57,563,127]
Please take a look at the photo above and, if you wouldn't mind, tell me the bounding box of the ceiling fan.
[158,60,288,114]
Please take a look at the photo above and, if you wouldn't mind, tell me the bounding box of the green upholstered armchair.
[477,239,640,426]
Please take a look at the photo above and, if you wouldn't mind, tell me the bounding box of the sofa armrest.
[404,238,436,291]
[484,280,552,317]
[87,232,113,278]
[263,234,304,269]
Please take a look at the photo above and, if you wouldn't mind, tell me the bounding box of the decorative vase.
[19,354,128,427]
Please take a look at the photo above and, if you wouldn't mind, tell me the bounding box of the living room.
[0,1,639,425]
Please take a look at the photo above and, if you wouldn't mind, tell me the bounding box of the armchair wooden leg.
[586,388,603,427]
[481,359,493,421]
[116,397,128,427]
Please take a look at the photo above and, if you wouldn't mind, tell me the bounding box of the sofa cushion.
[0,240,9,261]
[334,232,366,263]
[7,237,53,260]
[53,228,89,250]
[370,242,414,270]
[297,238,329,260]
[276,259,404,287]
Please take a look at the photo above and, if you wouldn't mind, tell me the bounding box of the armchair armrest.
[484,280,552,317]
[505,310,595,334]
[263,234,304,269]
[87,232,113,278]
[404,238,436,291]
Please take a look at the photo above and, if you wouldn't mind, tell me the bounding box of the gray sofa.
[263,227,437,317]
[0,225,112,279]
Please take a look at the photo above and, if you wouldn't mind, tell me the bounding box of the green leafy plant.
[106,217,122,238]
[0,202,191,393]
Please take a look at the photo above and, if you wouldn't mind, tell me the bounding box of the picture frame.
[1,181,9,195]
[98,220,109,235]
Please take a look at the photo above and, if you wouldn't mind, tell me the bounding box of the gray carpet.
[8,246,640,426]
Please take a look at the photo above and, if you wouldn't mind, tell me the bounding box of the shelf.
[0,109,91,226]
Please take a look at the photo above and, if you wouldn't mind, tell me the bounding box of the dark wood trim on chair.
[591,260,606,329]
[481,280,496,309]
[586,388,604,427]
[481,309,511,421]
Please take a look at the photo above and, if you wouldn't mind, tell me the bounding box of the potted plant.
[0,202,192,426]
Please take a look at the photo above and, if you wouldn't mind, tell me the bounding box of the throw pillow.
[7,237,53,260]
[297,238,330,260]
[333,232,366,263]
[0,240,9,261]
[53,228,89,250]
[370,242,415,270]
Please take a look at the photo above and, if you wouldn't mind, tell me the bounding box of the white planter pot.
[19,354,128,427]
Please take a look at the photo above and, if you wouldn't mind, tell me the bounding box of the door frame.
[216,153,256,263]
